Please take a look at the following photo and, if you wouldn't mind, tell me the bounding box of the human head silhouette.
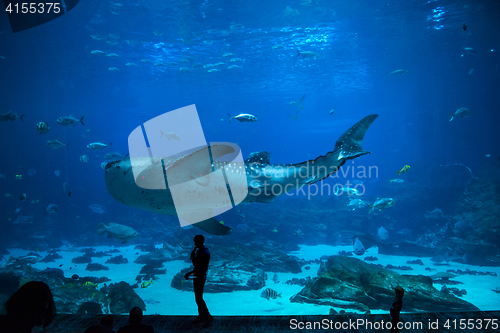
[194,234,205,248]
[100,315,114,329]
[4,281,56,329]
[395,286,404,298]
[129,307,143,325]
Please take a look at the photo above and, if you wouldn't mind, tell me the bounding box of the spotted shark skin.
[105,114,378,235]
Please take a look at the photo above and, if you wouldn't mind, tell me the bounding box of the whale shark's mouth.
[104,161,119,172]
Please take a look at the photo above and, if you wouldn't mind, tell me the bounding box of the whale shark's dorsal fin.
[245,151,271,164]
[334,114,378,159]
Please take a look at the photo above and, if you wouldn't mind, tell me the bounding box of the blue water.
[1,0,499,315]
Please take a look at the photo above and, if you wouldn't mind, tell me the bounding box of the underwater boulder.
[291,256,479,312]
[105,255,129,264]
[108,281,146,314]
[86,263,109,271]
[76,301,103,315]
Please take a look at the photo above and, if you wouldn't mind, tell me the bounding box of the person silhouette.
[83,315,115,333]
[116,307,154,333]
[0,281,56,333]
[184,235,213,328]
[390,286,404,333]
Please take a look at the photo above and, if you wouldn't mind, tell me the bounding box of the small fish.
[106,53,119,57]
[44,204,58,215]
[208,69,219,73]
[87,142,112,150]
[463,47,477,55]
[90,50,105,54]
[353,237,365,255]
[140,280,153,288]
[296,49,318,58]
[260,288,281,300]
[108,67,120,71]
[462,23,467,31]
[36,122,50,134]
[46,139,70,150]
[388,69,408,76]
[329,108,336,115]
[229,58,244,62]
[20,193,26,201]
[104,152,126,161]
[397,165,410,175]
[0,110,25,122]
[334,185,361,196]
[389,178,404,183]
[272,44,284,49]
[228,113,257,123]
[272,274,280,284]
[368,198,395,213]
[54,170,60,177]
[378,226,389,240]
[63,181,71,197]
[425,208,444,219]
[83,281,98,288]
[222,53,234,57]
[454,220,473,232]
[56,116,84,127]
[179,67,192,72]
[449,107,470,121]
[160,130,181,141]
[227,65,241,69]
[347,199,369,211]
[80,155,89,163]
[126,63,138,66]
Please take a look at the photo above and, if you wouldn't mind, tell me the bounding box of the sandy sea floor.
[4,244,500,315]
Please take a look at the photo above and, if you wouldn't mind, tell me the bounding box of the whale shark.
[105,114,378,235]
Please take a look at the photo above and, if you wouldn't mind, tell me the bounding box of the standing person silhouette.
[184,235,213,328]
[390,286,404,333]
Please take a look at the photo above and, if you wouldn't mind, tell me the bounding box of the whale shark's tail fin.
[334,114,378,160]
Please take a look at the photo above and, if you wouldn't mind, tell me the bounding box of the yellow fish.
[397,165,410,175]
[83,281,98,289]
[140,280,153,289]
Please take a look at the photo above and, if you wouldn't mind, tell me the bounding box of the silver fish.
[228,113,257,123]
[46,139,70,150]
[44,204,59,214]
[272,273,280,284]
[87,142,112,150]
[104,152,126,161]
[56,115,84,127]
[388,69,408,76]
[296,49,318,58]
[0,110,25,122]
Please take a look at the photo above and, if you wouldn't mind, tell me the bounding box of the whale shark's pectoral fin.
[194,218,232,235]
